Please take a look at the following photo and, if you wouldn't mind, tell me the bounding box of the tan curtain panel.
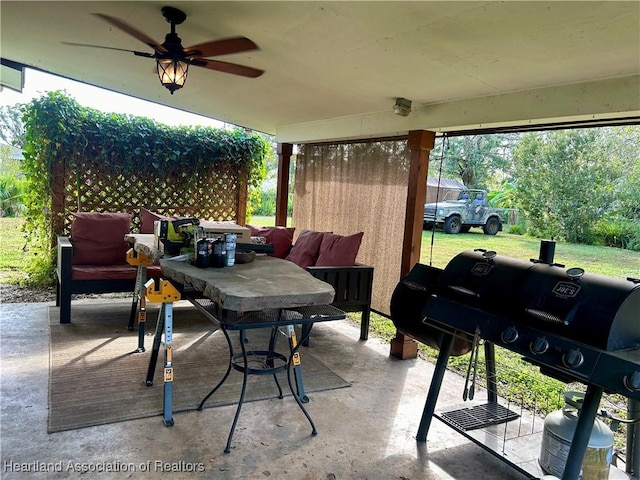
[293,139,409,315]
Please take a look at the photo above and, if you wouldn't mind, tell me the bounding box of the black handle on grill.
[525,308,569,326]
[402,280,429,292]
[448,285,480,299]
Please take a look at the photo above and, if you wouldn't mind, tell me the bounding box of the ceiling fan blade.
[61,41,155,58]
[191,58,264,78]
[93,13,167,53]
[184,37,259,58]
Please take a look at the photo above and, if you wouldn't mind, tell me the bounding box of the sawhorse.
[142,278,181,427]
[125,248,154,352]
[283,324,309,403]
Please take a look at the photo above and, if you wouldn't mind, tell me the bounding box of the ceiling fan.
[63,6,264,94]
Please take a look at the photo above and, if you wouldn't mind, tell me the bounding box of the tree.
[247,133,278,217]
[596,126,640,220]
[0,104,26,214]
[429,133,517,189]
[512,128,629,243]
[0,104,25,146]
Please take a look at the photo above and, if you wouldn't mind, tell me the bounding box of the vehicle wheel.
[460,226,471,233]
[443,216,462,234]
[483,217,500,235]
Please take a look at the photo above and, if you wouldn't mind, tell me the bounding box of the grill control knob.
[501,326,519,344]
[623,371,640,392]
[530,337,549,355]
[563,349,584,368]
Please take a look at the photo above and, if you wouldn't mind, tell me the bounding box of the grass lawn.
[0,217,31,282]
[420,229,639,278]
[248,215,292,227]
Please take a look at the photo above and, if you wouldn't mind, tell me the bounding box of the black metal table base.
[196,322,318,453]
[188,298,344,453]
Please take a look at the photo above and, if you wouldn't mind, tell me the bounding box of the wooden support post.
[236,167,249,226]
[50,160,66,245]
[275,143,293,227]
[390,130,436,360]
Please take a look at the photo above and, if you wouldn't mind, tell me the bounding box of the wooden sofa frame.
[56,236,140,324]
[302,263,374,344]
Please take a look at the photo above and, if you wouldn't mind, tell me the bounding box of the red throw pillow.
[140,207,174,234]
[71,212,132,265]
[286,230,326,268]
[247,226,295,258]
[248,225,262,236]
[315,232,364,267]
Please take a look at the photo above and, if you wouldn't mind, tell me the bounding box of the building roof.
[2,1,638,143]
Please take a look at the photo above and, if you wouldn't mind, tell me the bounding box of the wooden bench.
[56,236,162,324]
[55,212,163,324]
[303,263,374,344]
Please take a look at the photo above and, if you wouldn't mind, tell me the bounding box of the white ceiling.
[2,1,639,142]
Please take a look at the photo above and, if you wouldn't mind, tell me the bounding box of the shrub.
[253,189,277,216]
[507,223,525,235]
[249,188,294,216]
[0,173,25,217]
[20,246,56,287]
[590,217,640,251]
[627,236,640,252]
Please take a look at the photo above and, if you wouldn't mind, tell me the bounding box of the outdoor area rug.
[48,300,350,433]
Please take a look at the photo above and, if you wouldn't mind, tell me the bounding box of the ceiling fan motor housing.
[161,6,187,26]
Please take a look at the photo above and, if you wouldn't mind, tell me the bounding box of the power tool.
[156,218,200,254]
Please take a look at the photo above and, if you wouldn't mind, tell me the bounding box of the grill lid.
[434,249,640,351]
[390,263,473,356]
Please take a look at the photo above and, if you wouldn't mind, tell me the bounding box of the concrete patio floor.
[0,298,535,480]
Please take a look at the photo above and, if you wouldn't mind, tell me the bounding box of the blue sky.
[0,68,224,128]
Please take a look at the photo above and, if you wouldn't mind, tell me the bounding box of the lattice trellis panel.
[51,157,246,237]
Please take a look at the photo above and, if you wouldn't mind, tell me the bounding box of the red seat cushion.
[71,212,132,265]
[71,265,162,281]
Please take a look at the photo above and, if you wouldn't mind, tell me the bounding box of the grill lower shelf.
[438,402,520,431]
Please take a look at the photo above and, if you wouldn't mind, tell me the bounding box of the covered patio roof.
[2,1,639,142]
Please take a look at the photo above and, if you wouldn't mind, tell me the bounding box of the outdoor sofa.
[56,215,374,343]
[248,226,374,344]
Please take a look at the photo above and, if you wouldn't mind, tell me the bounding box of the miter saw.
[155,218,200,255]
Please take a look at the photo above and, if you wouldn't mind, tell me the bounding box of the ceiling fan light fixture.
[157,57,189,94]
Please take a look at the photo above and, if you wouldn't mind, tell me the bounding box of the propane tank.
[539,391,614,480]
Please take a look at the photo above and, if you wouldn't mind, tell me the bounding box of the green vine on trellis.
[20,90,268,279]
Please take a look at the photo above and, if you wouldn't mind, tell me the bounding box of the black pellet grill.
[391,247,640,480]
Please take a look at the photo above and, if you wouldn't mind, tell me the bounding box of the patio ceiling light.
[156,57,189,95]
